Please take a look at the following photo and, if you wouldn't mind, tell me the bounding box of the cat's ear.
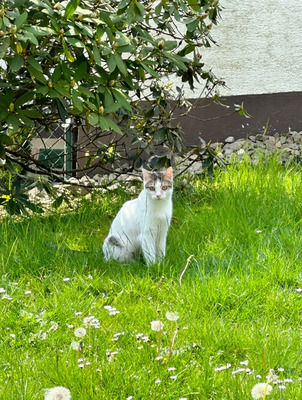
[142,168,152,181]
[163,167,173,180]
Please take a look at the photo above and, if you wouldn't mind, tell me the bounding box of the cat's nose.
[156,194,161,199]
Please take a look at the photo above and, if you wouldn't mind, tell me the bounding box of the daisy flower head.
[150,320,164,332]
[251,383,273,399]
[44,386,71,400]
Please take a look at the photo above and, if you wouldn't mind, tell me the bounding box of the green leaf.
[97,115,110,130]
[0,134,13,146]
[78,86,94,98]
[8,55,24,72]
[6,199,22,216]
[65,0,80,19]
[187,19,200,32]
[54,84,71,98]
[18,109,43,118]
[187,0,201,12]
[104,102,121,114]
[0,37,10,57]
[7,115,21,132]
[140,62,161,79]
[107,53,116,73]
[52,195,64,209]
[163,51,188,71]
[74,61,88,82]
[65,37,86,48]
[72,90,84,111]
[27,65,47,84]
[27,56,43,73]
[117,0,131,12]
[22,31,39,46]
[92,44,102,66]
[114,53,127,75]
[36,86,49,95]
[163,40,177,51]
[61,62,71,81]
[62,39,75,62]
[15,92,35,108]
[15,11,28,29]
[99,11,113,27]
[178,44,195,57]
[87,112,99,126]
[0,110,9,122]
[112,88,132,112]
[104,89,114,108]
[101,116,123,134]
[52,64,62,83]
[24,26,55,36]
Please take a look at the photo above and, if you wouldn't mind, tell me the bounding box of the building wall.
[199,0,302,97]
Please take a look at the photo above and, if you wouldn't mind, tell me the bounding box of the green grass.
[2,158,302,399]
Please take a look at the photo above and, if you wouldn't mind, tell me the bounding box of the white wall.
[194,0,302,97]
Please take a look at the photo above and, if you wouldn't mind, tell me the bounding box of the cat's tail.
[107,235,123,248]
[103,235,124,262]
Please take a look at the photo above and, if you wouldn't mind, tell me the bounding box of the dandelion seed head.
[70,340,82,351]
[44,386,71,400]
[251,383,273,399]
[150,320,164,332]
[74,327,87,338]
[165,311,179,321]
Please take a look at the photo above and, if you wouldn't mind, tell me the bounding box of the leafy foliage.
[0,0,223,213]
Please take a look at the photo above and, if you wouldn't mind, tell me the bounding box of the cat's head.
[142,167,173,200]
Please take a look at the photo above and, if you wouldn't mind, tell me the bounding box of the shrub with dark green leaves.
[0,0,223,213]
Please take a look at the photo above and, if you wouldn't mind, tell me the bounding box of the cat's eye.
[148,186,155,191]
[161,185,168,190]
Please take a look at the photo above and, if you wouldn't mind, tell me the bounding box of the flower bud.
[158,40,165,50]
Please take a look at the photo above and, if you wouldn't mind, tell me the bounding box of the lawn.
[1,157,302,399]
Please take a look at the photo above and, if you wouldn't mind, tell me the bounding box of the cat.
[103,167,173,266]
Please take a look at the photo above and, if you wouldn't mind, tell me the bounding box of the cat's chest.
[143,205,172,225]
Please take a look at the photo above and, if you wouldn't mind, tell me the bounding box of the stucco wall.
[192,0,302,97]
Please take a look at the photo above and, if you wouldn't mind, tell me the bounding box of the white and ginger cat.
[103,167,173,266]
